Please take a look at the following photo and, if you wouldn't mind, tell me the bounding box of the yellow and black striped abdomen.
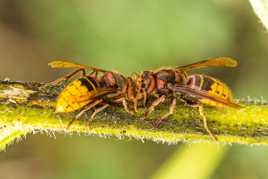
[201,75,233,107]
[56,77,97,113]
[187,74,234,107]
[200,75,232,98]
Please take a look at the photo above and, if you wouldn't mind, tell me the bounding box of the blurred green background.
[0,0,268,179]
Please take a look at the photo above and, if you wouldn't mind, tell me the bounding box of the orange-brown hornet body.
[48,61,142,121]
[49,57,240,138]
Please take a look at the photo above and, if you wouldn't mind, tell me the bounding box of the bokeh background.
[0,0,268,179]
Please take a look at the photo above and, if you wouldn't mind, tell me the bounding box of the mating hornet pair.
[49,57,240,140]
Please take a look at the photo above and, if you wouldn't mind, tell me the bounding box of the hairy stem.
[0,80,268,151]
[0,127,28,151]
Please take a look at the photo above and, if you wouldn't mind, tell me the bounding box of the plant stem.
[0,80,268,151]
[0,127,28,151]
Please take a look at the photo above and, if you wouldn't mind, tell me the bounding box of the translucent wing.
[56,87,115,113]
[177,57,238,71]
[172,85,241,108]
[74,88,116,103]
[48,60,108,72]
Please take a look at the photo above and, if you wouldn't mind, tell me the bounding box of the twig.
[0,80,268,151]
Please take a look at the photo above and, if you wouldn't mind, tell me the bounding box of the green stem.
[0,127,29,151]
[0,80,268,151]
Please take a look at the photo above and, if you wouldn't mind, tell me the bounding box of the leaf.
[249,0,268,30]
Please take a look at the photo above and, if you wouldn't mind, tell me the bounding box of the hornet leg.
[154,98,176,126]
[90,103,110,119]
[197,105,217,141]
[67,99,103,128]
[144,95,166,117]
